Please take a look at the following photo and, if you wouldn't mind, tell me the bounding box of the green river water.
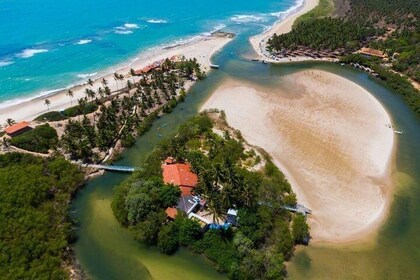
[71,33,420,279]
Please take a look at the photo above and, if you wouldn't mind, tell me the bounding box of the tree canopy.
[0,153,85,279]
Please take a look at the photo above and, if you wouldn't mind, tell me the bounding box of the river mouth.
[71,28,420,280]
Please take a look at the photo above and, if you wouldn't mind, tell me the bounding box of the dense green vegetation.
[10,124,58,154]
[112,112,308,279]
[269,18,377,51]
[340,54,420,116]
[34,111,67,122]
[0,153,85,279]
[61,58,204,162]
[268,0,420,118]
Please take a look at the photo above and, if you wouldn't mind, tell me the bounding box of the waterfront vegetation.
[10,124,58,154]
[0,153,84,279]
[268,0,420,118]
[60,58,203,162]
[112,112,309,279]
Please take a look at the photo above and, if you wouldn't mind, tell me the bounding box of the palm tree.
[44,99,51,111]
[67,90,74,106]
[101,78,108,87]
[5,118,15,127]
[87,78,94,87]
[114,73,120,91]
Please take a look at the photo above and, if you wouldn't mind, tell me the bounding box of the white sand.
[202,70,395,242]
[0,36,231,124]
[249,0,320,62]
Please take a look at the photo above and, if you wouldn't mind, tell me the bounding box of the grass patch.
[293,0,334,27]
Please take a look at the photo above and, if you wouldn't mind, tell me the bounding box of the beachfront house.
[4,121,32,137]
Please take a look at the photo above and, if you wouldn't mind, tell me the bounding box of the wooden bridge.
[82,164,139,173]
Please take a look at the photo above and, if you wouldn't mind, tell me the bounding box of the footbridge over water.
[82,164,140,173]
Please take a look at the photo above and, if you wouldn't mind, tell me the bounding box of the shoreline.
[201,71,396,243]
[0,33,232,124]
[249,0,323,63]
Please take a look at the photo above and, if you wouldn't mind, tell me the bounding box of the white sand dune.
[202,70,395,242]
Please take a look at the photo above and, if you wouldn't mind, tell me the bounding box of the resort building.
[162,157,198,196]
[4,121,32,137]
[162,157,202,220]
[357,47,387,59]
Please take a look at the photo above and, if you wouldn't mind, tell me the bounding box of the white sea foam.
[115,30,133,35]
[114,23,139,35]
[230,14,266,23]
[147,19,168,24]
[212,23,227,32]
[270,0,304,18]
[123,23,139,29]
[77,72,98,79]
[76,39,92,45]
[0,61,13,67]
[17,48,49,58]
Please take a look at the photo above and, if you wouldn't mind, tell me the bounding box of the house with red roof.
[162,158,200,220]
[4,121,32,137]
[162,159,198,196]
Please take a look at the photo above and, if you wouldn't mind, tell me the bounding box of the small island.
[112,110,309,278]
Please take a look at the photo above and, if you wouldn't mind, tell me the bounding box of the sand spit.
[202,69,395,242]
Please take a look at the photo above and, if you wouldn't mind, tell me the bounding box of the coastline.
[201,71,395,243]
[0,34,232,124]
[249,0,327,63]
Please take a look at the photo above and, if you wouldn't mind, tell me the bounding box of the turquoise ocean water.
[0,0,300,106]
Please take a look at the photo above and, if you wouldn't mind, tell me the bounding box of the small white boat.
[209,64,219,69]
[394,130,404,135]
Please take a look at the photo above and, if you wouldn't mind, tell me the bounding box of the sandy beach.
[202,70,395,242]
[249,0,323,63]
[0,35,231,124]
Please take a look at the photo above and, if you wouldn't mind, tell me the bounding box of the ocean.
[0,0,301,106]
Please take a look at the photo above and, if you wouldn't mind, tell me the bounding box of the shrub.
[10,124,58,153]
[34,111,67,122]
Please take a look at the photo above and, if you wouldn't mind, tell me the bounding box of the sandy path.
[202,70,395,242]
[0,36,231,124]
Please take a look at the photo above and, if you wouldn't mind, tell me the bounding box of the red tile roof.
[165,207,178,219]
[162,162,198,196]
[5,121,30,135]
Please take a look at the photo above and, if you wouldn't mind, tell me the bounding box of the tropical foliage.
[112,112,308,279]
[60,58,203,162]
[10,124,58,153]
[0,153,84,279]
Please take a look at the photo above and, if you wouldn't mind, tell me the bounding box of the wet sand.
[202,69,395,242]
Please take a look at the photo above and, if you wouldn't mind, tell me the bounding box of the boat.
[209,64,219,69]
[252,58,259,61]
[262,60,267,64]
[394,130,404,135]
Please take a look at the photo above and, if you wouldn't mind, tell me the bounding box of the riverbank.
[202,69,395,242]
[0,33,232,124]
[249,0,322,62]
